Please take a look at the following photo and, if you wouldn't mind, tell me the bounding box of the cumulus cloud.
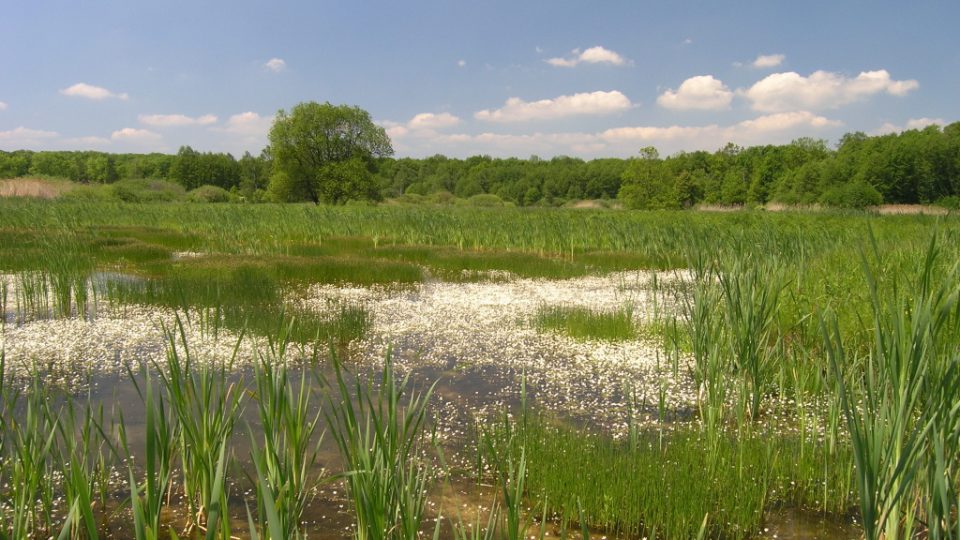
[60,83,129,100]
[906,117,945,130]
[381,112,462,140]
[657,75,733,111]
[408,112,461,130]
[546,46,629,67]
[743,69,919,112]
[601,125,716,142]
[382,122,409,139]
[214,112,273,136]
[0,126,59,148]
[603,111,838,141]
[264,58,286,72]
[734,111,841,132]
[139,113,218,127]
[875,117,946,135]
[752,54,785,69]
[111,128,161,142]
[207,112,274,153]
[474,91,632,123]
[457,59,466,68]
[398,109,841,158]
[0,101,7,111]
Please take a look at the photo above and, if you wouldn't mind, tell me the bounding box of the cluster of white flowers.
[300,271,698,433]
[2,270,700,434]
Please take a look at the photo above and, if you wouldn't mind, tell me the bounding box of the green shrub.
[427,190,456,205]
[467,193,504,207]
[187,185,232,203]
[819,182,883,209]
[934,195,960,210]
[109,179,186,203]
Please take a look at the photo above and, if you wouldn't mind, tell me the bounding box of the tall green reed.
[121,366,179,540]
[153,315,243,535]
[250,318,324,539]
[717,258,784,421]
[324,351,437,540]
[824,236,960,540]
[53,399,116,540]
[2,371,60,538]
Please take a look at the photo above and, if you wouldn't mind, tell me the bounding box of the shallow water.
[2,271,861,539]
[760,508,859,540]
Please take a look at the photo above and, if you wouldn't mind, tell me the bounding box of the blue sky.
[1,0,957,158]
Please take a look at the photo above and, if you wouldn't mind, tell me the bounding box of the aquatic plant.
[324,351,437,540]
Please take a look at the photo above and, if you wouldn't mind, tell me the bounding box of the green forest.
[2,121,959,209]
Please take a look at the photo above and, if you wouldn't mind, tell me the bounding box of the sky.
[1,0,958,159]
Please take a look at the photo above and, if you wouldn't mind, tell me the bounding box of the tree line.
[1,108,958,208]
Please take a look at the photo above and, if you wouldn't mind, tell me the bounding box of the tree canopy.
[3,120,959,209]
[266,102,393,203]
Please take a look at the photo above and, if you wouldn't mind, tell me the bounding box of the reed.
[153,315,243,535]
[824,236,960,539]
[1,371,61,538]
[717,257,785,421]
[121,365,179,540]
[534,304,636,342]
[324,351,437,540]
[52,398,116,540]
[250,318,324,539]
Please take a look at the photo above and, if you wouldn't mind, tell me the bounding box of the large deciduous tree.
[267,102,393,203]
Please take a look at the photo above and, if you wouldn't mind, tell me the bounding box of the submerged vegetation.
[1,199,959,539]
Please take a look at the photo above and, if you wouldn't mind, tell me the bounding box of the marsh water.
[2,271,861,539]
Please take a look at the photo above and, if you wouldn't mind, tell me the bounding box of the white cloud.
[0,101,6,111]
[215,112,273,136]
[397,110,840,158]
[60,83,129,100]
[385,125,409,139]
[601,125,716,142]
[457,59,466,68]
[408,112,461,130]
[682,38,694,45]
[752,54,785,69]
[906,117,945,130]
[382,112,461,140]
[733,111,841,132]
[264,58,286,72]
[474,91,632,123]
[207,112,273,154]
[622,111,838,143]
[111,128,161,142]
[139,113,218,127]
[657,75,733,111]
[743,69,919,112]
[875,117,946,135]
[874,123,900,135]
[545,57,578,68]
[546,46,629,68]
[0,126,59,148]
